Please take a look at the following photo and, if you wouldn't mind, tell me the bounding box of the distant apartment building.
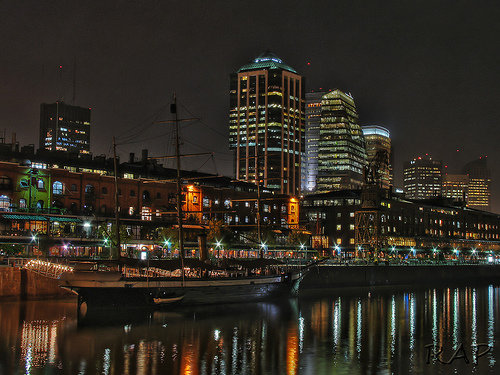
[403,155,442,199]
[442,174,469,203]
[463,157,491,211]
[39,102,91,155]
[316,90,366,192]
[229,51,305,195]
[303,90,327,193]
[362,125,392,189]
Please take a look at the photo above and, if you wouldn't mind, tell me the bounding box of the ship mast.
[112,136,121,260]
[171,94,185,284]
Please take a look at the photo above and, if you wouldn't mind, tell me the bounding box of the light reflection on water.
[1,285,500,374]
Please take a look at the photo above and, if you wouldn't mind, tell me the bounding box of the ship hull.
[60,274,295,309]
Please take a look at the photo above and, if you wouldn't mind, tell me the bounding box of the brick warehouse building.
[0,161,299,257]
[302,188,500,256]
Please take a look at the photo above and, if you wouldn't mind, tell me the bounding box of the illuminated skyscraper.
[362,125,392,189]
[403,155,442,199]
[316,90,366,192]
[442,174,469,203]
[463,157,491,211]
[303,90,327,193]
[39,101,91,154]
[229,51,305,195]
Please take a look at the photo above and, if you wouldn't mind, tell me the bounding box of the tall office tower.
[362,125,392,190]
[40,101,91,154]
[304,90,327,193]
[442,174,469,203]
[316,90,366,192]
[463,157,491,211]
[229,51,305,195]
[403,155,442,199]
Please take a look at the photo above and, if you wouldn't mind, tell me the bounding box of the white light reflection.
[232,327,238,374]
[298,315,305,353]
[409,293,415,357]
[214,329,221,341]
[488,285,495,367]
[77,360,87,375]
[391,295,396,356]
[332,297,341,350]
[453,288,459,348]
[356,299,362,356]
[472,288,477,350]
[103,348,111,375]
[432,289,438,349]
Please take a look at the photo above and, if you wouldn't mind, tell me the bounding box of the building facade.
[442,174,469,204]
[316,90,366,192]
[229,51,305,196]
[463,158,491,211]
[0,161,299,255]
[40,102,91,155]
[303,91,327,193]
[302,189,500,254]
[362,125,392,189]
[403,155,442,199]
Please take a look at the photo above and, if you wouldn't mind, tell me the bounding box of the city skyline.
[1,1,499,210]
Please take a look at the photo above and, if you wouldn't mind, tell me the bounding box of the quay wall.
[0,267,21,298]
[299,264,500,290]
[0,267,72,299]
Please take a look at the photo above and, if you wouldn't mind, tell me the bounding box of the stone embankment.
[0,267,72,299]
[299,264,500,291]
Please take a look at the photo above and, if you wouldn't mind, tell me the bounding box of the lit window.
[53,181,63,195]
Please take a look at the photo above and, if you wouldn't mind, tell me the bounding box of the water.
[1,285,499,374]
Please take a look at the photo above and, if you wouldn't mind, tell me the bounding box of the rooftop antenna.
[58,64,63,102]
[72,58,76,104]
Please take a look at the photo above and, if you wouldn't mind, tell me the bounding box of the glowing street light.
[83,221,91,229]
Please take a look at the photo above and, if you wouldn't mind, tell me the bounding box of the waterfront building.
[0,160,299,256]
[229,51,305,195]
[442,174,469,203]
[303,90,327,193]
[463,157,491,211]
[361,125,392,189]
[316,90,366,193]
[403,155,442,199]
[39,102,91,155]
[301,188,500,254]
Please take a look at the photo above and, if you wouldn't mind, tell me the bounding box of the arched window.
[53,181,63,195]
[37,179,45,189]
[70,184,77,192]
[142,190,151,203]
[85,185,94,194]
[19,198,26,209]
[0,195,10,211]
[101,186,108,194]
[36,200,44,209]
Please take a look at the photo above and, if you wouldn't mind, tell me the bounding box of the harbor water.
[0,284,499,374]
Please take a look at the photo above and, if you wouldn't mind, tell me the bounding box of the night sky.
[1,1,500,211]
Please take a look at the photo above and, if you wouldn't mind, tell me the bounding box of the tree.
[97,223,131,259]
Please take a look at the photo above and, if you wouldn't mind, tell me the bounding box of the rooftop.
[238,50,298,74]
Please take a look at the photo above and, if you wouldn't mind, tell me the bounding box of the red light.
[59,65,62,69]
[307,62,311,66]
[456,149,459,152]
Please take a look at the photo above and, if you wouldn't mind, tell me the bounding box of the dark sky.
[1,1,500,211]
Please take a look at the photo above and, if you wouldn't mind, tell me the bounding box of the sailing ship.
[58,95,309,310]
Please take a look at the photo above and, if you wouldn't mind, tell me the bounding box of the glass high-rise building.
[303,90,327,193]
[362,125,392,190]
[403,155,442,199]
[463,158,491,211]
[316,90,366,192]
[229,51,305,195]
[39,101,91,154]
